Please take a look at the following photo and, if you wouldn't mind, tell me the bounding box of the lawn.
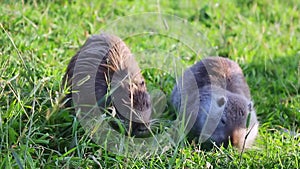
[1,0,299,168]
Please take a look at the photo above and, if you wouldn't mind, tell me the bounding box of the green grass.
[1,0,299,168]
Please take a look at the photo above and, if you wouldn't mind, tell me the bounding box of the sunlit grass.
[0,0,299,168]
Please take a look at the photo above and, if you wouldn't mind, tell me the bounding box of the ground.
[0,0,299,168]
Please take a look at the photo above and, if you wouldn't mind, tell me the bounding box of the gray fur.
[171,56,258,150]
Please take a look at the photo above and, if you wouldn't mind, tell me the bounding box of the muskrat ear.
[217,96,227,107]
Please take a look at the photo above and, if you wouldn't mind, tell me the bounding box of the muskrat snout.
[133,123,151,137]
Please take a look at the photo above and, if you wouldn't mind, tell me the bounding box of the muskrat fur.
[171,56,258,150]
[62,33,151,137]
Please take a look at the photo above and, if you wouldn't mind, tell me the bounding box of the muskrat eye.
[139,80,145,86]
[248,102,253,112]
[221,118,226,125]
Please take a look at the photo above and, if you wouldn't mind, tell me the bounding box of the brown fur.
[62,33,151,137]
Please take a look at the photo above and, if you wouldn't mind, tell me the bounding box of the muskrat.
[62,33,151,137]
[171,56,258,150]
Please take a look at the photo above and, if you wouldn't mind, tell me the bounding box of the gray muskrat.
[62,33,152,137]
[171,56,258,150]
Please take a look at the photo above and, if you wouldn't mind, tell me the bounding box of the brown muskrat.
[62,33,151,137]
[171,56,258,150]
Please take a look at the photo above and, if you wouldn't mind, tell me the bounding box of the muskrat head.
[109,71,152,137]
[205,93,258,150]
